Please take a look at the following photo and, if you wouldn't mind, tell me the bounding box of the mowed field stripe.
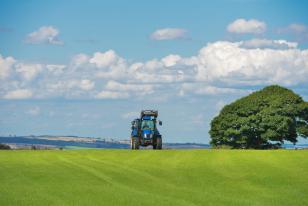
[0,150,308,206]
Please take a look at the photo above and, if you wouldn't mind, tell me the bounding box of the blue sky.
[0,0,308,143]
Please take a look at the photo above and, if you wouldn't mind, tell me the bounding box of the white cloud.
[3,89,33,99]
[240,39,298,49]
[1,40,308,100]
[143,59,163,71]
[80,79,95,91]
[15,63,43,81]
[194,41,308,86]
[95,59,128,80]
[227,18,266,34]
[89,50,119,68]
[46,64,66,75]
[0,55,15,79]
[150,28,187,40]
[70,54,89,68]
[25,26,63,45]
[161,54,181,67]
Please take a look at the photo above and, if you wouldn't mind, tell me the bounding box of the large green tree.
[210,85,308,149]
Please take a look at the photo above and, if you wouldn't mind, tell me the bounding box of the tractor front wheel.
[154,137,162,150]
[131,137,139,150]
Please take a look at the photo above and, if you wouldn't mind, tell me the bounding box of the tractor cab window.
[141,120,154,130]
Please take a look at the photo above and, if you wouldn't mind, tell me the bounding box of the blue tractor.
[130,110,163,150]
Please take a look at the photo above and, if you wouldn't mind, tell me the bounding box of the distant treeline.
[0,143,11,150]
[0,136,129,149]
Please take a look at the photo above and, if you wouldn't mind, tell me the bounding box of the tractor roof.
[140,110,158,118]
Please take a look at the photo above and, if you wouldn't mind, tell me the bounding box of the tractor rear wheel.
[153,143,157,149]
[155,137,162,150]
[131,137,139,150]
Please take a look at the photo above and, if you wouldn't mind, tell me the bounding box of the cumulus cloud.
[150,28,187,40]
[0,55,15,79]
[3,89,33,99]
[89,50,119,68]
[240,39,298,49]
[1,39,308,100]
[227,18,266,34]
[95,60,127,80]
[46,64,66,75]
[161,54,181,67]
[80,79,95,91]
[194,41,308,86]
[25,26,63,45]
[71,54,89,68]
[15,63,43,81]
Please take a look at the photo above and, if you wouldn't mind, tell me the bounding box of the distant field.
[0,150,308,206]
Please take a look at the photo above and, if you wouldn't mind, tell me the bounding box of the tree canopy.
[210,85,308,149]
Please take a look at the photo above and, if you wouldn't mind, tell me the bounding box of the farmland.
[1,150,308,205]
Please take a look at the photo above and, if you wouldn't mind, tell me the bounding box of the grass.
[0,150,308,206]
[64,146,95,150]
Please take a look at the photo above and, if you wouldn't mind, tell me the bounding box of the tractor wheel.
[156,137,162,150]
[131,137,139,150]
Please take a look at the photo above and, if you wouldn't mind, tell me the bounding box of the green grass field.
[1,150,308,206]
